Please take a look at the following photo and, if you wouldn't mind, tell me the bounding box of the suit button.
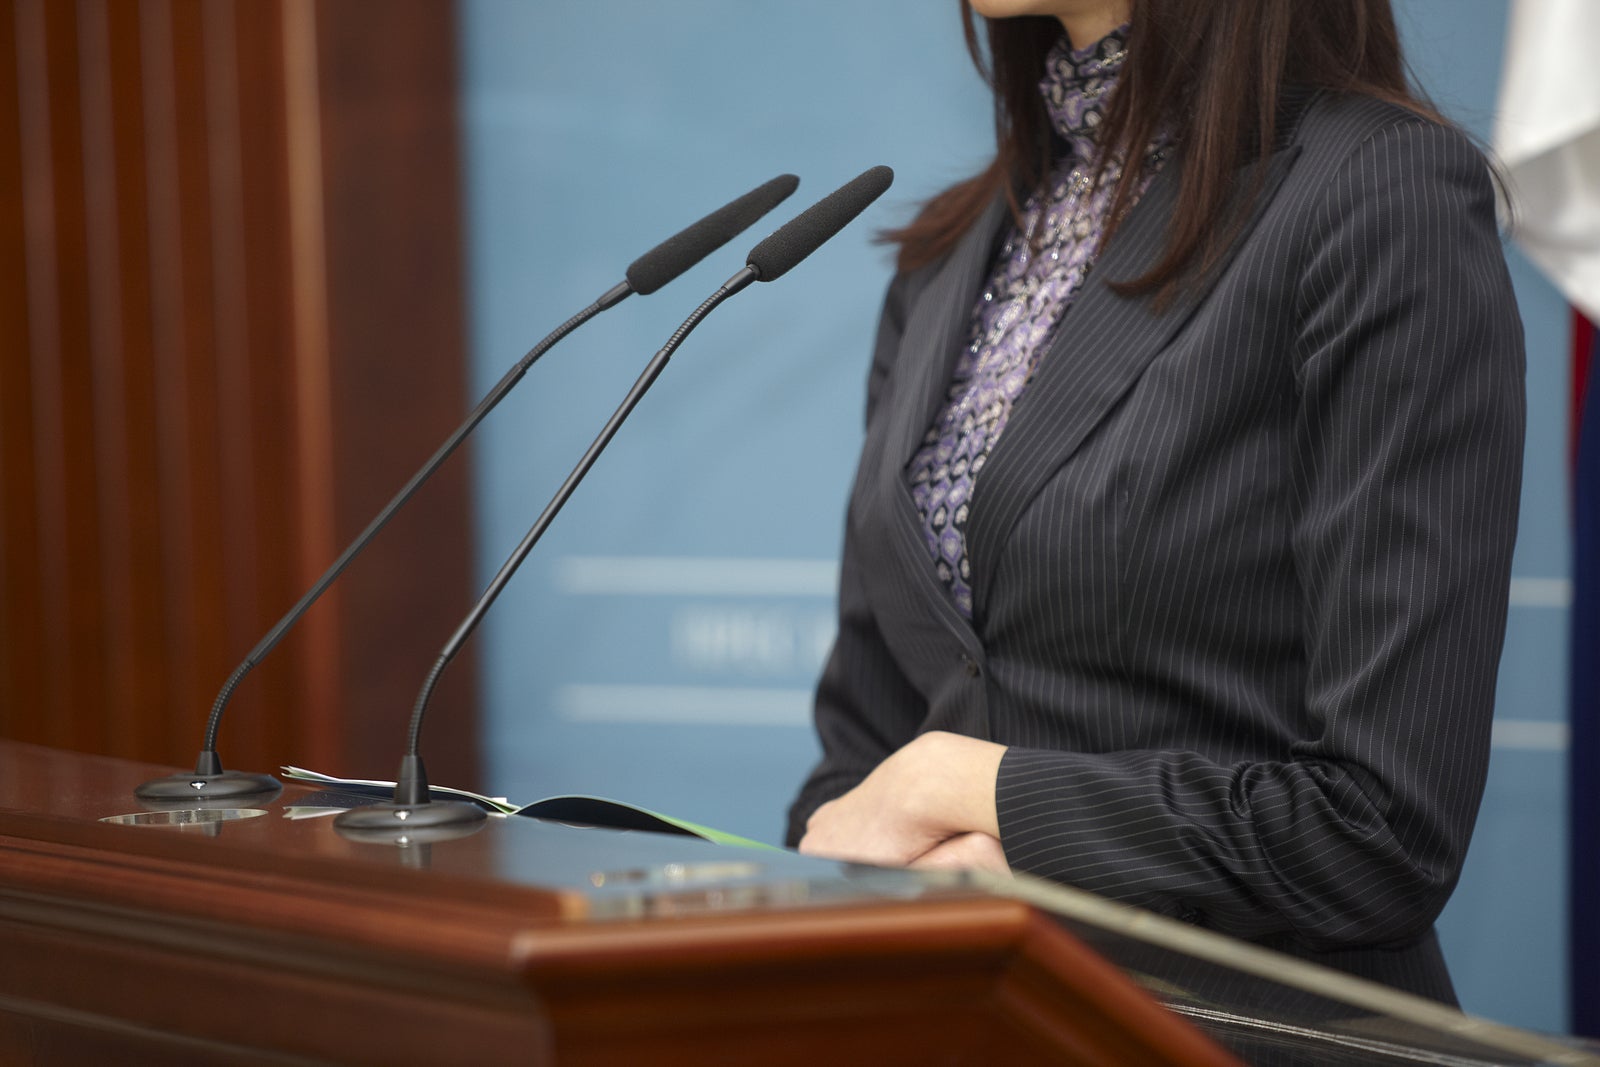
[963,656,981,678]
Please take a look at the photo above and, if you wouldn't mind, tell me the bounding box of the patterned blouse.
[906,28,1169,619]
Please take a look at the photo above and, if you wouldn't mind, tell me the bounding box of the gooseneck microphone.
[334,166,894,831]
[135,174,800,802]
[745,165,893,281]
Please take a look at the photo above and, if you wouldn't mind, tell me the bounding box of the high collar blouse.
[906,27,1170,620]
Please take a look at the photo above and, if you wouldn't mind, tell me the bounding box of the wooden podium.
[0,740,1244,1065]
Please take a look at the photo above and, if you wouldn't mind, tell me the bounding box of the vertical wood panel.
[312,0,477,783]
[200,0,252,652]
[1,0,476,789]
[77,0,135,754]
[229,0,300,769]
[137,0,205,757]
[17,1,106,752]
[281,0,341,772]
[0,3,44,740]
[172,1,231,739]
[201,0,271,765]
[43,7,104,753]
[101,0,171,759]
[9,0,63,745]
[79,0,166,759]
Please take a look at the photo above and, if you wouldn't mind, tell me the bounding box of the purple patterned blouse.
[906,28,1168,619]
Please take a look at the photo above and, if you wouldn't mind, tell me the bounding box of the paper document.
[279,766,774,850]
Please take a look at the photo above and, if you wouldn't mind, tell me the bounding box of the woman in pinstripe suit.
[788,0,1524,1001]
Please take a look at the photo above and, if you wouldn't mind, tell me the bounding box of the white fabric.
[1494,0,1600,323]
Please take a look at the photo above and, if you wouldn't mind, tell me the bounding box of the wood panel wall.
[0,0,479,787]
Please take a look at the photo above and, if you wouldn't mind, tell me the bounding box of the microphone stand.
[331,164,894,832]
[134,175,800,802]
[334,267,758,830]
[135,285,629,801]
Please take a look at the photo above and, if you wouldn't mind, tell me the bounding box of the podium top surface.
[1,739,1594,1067]
[0,739,990,921]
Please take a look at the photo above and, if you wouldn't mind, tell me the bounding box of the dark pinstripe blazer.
[787,91,1526,1001]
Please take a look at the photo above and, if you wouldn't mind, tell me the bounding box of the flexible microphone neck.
[131,289,623,803]
[412,266,756,755]
[135,175,800,802]
[335,267,758,833]
[198,281,625,755]
[338,165,895,833]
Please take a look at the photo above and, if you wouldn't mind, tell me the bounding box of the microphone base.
[333,800,488,831]
[135,769,283,801]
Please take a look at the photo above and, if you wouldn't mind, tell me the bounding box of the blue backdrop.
[459,0,1572,1032]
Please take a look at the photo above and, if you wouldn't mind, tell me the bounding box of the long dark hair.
[887,0,1439,298]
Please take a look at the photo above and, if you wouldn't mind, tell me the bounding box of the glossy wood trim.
[0,741,1242,1065]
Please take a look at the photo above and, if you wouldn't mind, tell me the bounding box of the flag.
[1495,0,1600,1037]
[1495,0,1600,324]
[1578,314,1596,476]
[1576,311,1599,1035]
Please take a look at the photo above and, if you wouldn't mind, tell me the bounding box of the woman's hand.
[910,832,1011,876]
[797,731,1007,869]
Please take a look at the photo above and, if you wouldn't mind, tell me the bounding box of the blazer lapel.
[881,195,1011,470]
[851,197,1010,667]
[965,142,1304,623]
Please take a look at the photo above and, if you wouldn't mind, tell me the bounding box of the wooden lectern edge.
[0,741,1250,1063]
[0,817,1246,1063]
[0,828,545,978]
[508,894,1033,976]
[998,909,1245,1067]
[509,895,1243,1065]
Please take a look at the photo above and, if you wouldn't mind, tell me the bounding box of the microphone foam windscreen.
[625,174,800,295]
[746,165,893,282]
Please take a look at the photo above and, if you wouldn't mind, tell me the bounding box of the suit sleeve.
[786,270,932,846]
[993,118,1526,948]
